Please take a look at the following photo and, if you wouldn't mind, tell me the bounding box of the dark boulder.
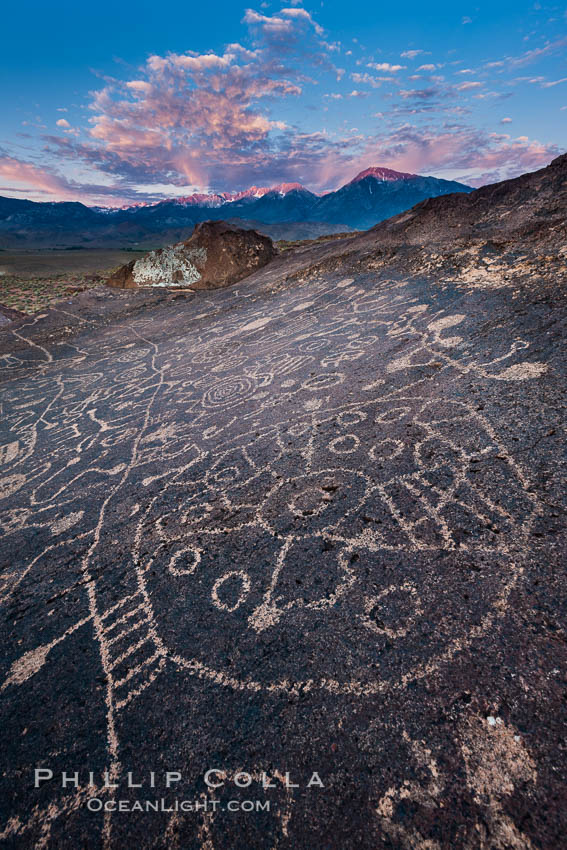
[107,220,276,290]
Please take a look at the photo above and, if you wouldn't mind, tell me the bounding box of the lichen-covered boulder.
[106,221,276,290]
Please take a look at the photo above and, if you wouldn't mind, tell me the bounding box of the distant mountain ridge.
[135,181,315,211]
[0,167,472,248]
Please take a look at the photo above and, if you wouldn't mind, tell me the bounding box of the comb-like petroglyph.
[0,261,565,848]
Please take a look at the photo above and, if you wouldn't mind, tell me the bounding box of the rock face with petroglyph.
[107,220,276,290]
[0,157,566,849]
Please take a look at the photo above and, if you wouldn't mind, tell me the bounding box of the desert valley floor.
[0,246,566,848]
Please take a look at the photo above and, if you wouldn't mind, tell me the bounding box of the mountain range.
[0,167,472,248]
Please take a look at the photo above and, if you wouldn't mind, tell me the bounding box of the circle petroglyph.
[212,570,251,612]
[329,434,360,454]
[168,546,201,576]
[337,409,367,427]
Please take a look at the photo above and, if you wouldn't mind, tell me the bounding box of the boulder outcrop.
[107,220,276,290]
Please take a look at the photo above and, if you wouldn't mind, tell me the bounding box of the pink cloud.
[40,7,338,194]
[280,7,324,36]
[456,81,483,91]
[351,72,383,88]
[0,153,171,205]
[399,87,441,100]
[510,37,567,68]
[242,7,323,39]
[0,156,75,197]
[311,125,560,191]
[148,52,234,73]
[541,77,567,88]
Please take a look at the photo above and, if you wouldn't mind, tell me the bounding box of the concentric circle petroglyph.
[201,375,259,408]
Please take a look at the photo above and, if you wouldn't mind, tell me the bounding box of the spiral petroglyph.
[201,375,262,409]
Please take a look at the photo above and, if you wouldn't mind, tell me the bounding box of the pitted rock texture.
[107,220,276,290]
[367,152,567,250]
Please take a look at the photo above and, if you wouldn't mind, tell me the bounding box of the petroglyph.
[0,265,557,848]
[375,718,538,850]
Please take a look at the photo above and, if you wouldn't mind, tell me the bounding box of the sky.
[0,0,565,205]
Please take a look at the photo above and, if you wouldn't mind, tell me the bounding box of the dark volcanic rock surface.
[0,156,566,849]
[107,220,276,290]
[368,151,567,249]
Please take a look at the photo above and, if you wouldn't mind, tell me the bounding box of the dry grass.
[0,250,144,314]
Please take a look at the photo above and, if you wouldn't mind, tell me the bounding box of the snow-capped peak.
[348,166,418,185]
[223,182,309,202]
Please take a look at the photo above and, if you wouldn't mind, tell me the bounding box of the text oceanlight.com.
[86,798,272,813]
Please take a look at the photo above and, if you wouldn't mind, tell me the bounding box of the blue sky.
[1,0,565,204]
